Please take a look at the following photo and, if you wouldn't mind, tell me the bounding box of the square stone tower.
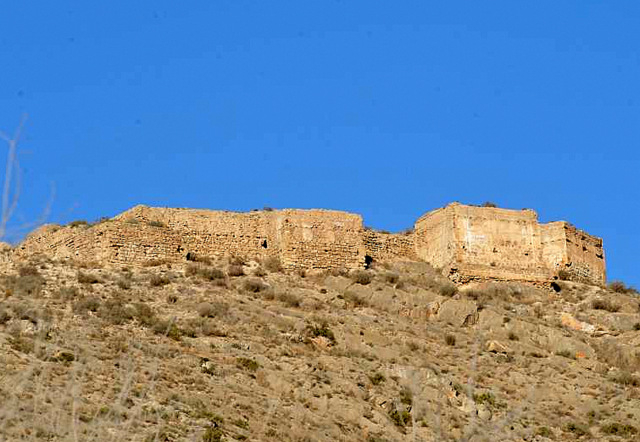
[414,203,605,285]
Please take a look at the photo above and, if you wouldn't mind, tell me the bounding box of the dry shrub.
[253,266,266,277]
[68,220,89,228]
[197,301,229,318]
[230,255,246,266]
[185,252,212,265]
[437,281,458,297]
[382,272,400,284]
[143,258,171,267]
[263,256,283,273]
[4,273,45,297]
[243,278,266,293]
[591,298,620,312]
[152,319,183,340]
[593,338,640,372]
[186,263,225,281]
[343,290,368,307]
[228,265,245,277]
[117,278,132,290]
[608,281,638,295]
[77,271,102,284]
[96,301,157,327]
[73,296,101,314]
[610,371,640,387]
[350,270,372,285]
[558,269,571,281]
[0,307,11,324]
[149,275,171,287]
[276,291,301,308]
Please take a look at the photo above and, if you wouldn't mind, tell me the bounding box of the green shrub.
[306,322,336,344]
[535,427,552,437]
[565,422,589,436]
[445,334,456,346]
[202,426,223,442]
[368,372,385,386]
[399,387,413,405]
[600,422,638,436]
[473,392,497,408]
[146,220,165,228]
[236,357,260,372]
[388,408,411,427]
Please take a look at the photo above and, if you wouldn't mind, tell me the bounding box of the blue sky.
[0,1,638,286]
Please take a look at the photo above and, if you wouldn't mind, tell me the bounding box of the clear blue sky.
[0,2,638,286]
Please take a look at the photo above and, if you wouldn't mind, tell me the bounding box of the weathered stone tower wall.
[414,203,606,285]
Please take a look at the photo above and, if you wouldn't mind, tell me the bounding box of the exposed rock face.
[15,203,606,285]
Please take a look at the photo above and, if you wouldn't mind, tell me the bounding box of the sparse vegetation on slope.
[0,253,639,441]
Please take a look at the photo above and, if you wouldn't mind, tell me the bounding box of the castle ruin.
[17,203,606,286]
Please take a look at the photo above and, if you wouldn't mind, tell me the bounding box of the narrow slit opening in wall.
[364,255,373,269]
[261,240,268,249]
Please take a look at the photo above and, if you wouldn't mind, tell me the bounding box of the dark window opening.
[186,252,194,261]
[364,255,373,269]
[261,240,268,249]
[551,281,562,293]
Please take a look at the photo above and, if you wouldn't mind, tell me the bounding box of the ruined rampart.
[414,203,606,285]
[16,203,606,285]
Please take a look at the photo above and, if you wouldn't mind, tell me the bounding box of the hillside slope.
[0,252,638,441]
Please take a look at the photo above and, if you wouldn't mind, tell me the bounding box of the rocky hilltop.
[0,243,638,441]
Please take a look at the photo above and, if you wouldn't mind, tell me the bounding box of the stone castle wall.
[362,230,417,263]
[414,203,606,285]
[19,206,366,271]
[16,203,606,285]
